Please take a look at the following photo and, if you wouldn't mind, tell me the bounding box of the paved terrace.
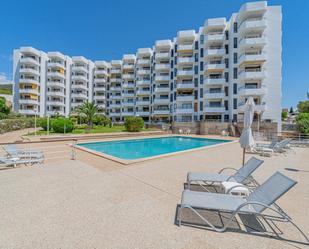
[0,135,308,249]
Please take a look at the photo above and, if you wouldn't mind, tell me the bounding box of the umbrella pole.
[242,148,245,166]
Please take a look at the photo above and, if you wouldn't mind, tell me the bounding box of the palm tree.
[76,101,98,129]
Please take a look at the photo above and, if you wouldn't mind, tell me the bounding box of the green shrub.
[93,115,111,126]
[0,113,8,120]
[0,118,35,133]
[296,113,309,135]
[124,117,144,132]
[0,97,10,115]
[74,124,88,129]
[281,111,288,121]
[51,118,74,133]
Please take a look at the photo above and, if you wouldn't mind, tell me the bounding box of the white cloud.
[0,73,12,85]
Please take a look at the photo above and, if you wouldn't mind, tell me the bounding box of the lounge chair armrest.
[218,167,238,174]
[226,184,253,195]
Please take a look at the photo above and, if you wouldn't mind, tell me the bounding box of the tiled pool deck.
[0,135,308,249]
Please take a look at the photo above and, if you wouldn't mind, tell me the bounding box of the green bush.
[74,124,88,129]
[93,115,111,126]
[0,118,35,133]
[296,113,309,135]
[297,101,309,113]
[0,97,10,115]
[281,111,288,121]
[0,113,8,120]
[51,118,74,133]
[124,117,144,132]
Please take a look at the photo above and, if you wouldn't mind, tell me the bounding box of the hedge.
[124,117,144,132]
[51,118,74,133]
[0,118,35,133]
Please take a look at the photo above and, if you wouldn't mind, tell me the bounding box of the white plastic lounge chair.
[179,172,309,243]
[186,157,264,191]
[0,156,43,168]
[3,144,44,159]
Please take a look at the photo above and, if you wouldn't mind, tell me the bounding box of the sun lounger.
[3,144,44,160]
[0,156,43,168]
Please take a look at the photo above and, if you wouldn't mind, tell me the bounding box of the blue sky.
[0,0,308,108]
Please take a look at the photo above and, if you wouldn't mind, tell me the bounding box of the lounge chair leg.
[178,206,182,226]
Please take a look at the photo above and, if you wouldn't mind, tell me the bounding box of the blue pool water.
[78,136,230,160]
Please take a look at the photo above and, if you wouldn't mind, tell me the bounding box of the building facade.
[13,1,282,129]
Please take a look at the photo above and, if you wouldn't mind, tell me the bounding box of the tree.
[76,102,98,129]
[124,117,144,132]
[289,107,294,114]
[297,101,309,113]
[296,113,309,135]
[0,97,10,115]
[281,111,288,121]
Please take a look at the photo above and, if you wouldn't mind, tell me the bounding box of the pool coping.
[74,135,238,165]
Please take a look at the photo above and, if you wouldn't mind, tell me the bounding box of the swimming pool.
[77,136,230,161]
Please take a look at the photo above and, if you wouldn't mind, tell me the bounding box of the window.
[174,45,177,53]
[233,53,238,64]
[233,22,238,33]
[233,83,237,94]
[194,77,198,87]
[200,48,204,58]
[233,114,237,122]
[233,68,238,79]
[171,71,174,79]
[194,90,198,99]
[200,88,203,98]
[224,86,229,97]
[233,98,237,109]
[225,58,229,68]
[194,53,198,62]
[171,49,174,57]
[224,72,229,82]
[225,45,229,54]
[224,100,228,111]
[200,35,204,44]
[175,56,177,65]
[199,75,203,84]
[225,30,229,40]
[200,101,203,111]
[233,37,238,49]
[195,41,198,50]
[194,65,198,74]
[171,60,174,68]
[200,61,204,71]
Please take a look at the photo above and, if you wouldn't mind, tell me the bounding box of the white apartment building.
[13,1,282,129]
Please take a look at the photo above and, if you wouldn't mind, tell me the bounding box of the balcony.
[205,48,225,57]
[72,66,88,73]
[175,108,194,114]
[109,103,121,108]
[122,102,135,107]
[19,99,39,105]
[238,70,266,81]
[154,86,170,93]
[122,111,135,117]
[122,93,135,98]
[136,89,150,95]
[178,44,194,52]
[122,64,135,70]
[239,36,267,49]
[177,30,195,41]
[177,95,194,102]
[204,91,225,99]
[71,75,87,81]
[20,57,40,66]
[153,109,170,115]
[239,1,267,16]
[155,75,170,82]
[94,69,108,75]
[94,78,107,84]
[136,100,150,106]
[19,79,39,85]
[93,95,105,100]
[46,110,65,116]
[122,83,135,88]
[239,19,267,34]
[178,57,194,65]
[46,101,65,107]
[137,48,152,56]
[155,52,170,60]
[137,69,150,76]
[19,88,38,95]
[19,109,37,115]
[204,18,226,31]
[110,78,122,83]
[153,98,170,104]
[109,87,122,91]
[122,74,135,80]
[205,78,226,85]
[205,34,225,44]
[136,111,150,116]
[238,103,266,112]
[109,112,121,117]
[93,86,106,92]
[238,86,267,96]
[177,83,194,90]
[47,81,65,88]
[72,84,88,91]
[205,105,225,113]
[71,93,87,99]
[238,52,266,65]
[20,68,40,76]
[47,91,65,98]
[48,62,65,69]
[109,95,122,100]
[155,40,172,49]
[137,59,151,66]
[110,69,121,74]
[205,63,225,71]
[136,79,150,86]
[177,70,194,77]
[155,64,170,71]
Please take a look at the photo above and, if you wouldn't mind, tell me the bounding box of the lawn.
[27,125,158,135]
